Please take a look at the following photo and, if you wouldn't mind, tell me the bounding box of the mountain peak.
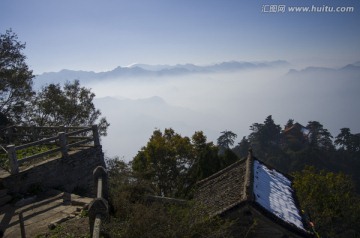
[35,60,291,88]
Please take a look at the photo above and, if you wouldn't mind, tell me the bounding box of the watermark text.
[261,4,355,13]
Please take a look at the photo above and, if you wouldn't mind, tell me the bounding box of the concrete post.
[7,145,19,174]
[93,166,108,200]
[89,166,108,237]
[92,125,100,147]
[88,198,108,237]
[58,132,68,159]
[92,214,102,238]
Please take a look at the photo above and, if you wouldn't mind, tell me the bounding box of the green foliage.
[0,144,58,171]
[132,128,194,198]
[293,167,360,237]
[233,136,250,159]
[132,129,234,198]
[0,29,35,123]
[248,115,281,157]
[17,144,58,160]
[335,128,360,155]
[0,111,10,126]
[190,131,221,181]
[220,149,238,168]
[306,121,334,151]
[80,209,88,218]
[110,116,360,238]
[0,29,107,135]
[107,157,155,218]
[24,80,109,136]
[106,156,233,238]
[36,223,90,238]
[104,202,233,238]
[217,130,237,151]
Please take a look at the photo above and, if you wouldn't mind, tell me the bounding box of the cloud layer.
[35,62,360,161]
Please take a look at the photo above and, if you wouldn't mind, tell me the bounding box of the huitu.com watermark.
[261,4,355,13]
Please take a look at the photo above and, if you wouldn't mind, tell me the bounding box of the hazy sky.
[1,0,359,74]
[1,0,359,160]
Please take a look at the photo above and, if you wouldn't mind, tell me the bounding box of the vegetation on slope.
[104,115,360,237]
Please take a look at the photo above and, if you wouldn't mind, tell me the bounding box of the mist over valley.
[34,61,360,161]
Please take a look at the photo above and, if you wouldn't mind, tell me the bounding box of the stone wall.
[2,146,105,197]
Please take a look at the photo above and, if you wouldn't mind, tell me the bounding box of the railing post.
[7,145,19,174]
[58,132,68,159]
[59,125,65,133]
[88,198,108,238]
[93,166,108,199]
[89,166,108,237]
[92,125,100,147]
[93,214,102,238]
[7,126,14,144]
[31,125,37,141]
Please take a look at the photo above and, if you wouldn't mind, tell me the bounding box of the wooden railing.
[88,166,108,238]
[1,125,100,174]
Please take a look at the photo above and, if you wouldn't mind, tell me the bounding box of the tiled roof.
[194,151,309,235]
[194,159,247,217]
[253,160,304,230]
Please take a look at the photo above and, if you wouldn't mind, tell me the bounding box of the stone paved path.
[0,189,92,238]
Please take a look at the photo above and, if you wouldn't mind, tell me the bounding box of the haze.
[2,0,359,161]
[84,65,360,161]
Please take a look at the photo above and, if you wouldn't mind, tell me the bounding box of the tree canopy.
[307,121,334,151]
[217,130,237,150]
[248,115,281,157]
[0,29,108,136]
[24,80,109,135]
[293,167,360,237]
[132,129,227,198]
[335,128,360,155]
[191,131,221,180]
[0,29,34,123]
[132,128,193,197]
[113,116,360,238]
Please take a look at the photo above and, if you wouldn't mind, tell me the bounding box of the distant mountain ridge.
[129,60,289,72]
[34,60,290,87]
[287,63,360,75]
[34,60,360,88]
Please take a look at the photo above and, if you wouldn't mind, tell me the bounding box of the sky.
[1,0,360,74]
[1,0,360,160]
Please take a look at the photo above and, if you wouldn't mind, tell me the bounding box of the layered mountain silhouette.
[34,60,290,87]
[287,63,360,75]
[34,60,359,161]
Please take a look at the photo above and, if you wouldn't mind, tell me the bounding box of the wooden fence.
[0,125,100,174]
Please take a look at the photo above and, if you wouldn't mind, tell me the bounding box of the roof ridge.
[242,150,254,201]
[195,157,246,187]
